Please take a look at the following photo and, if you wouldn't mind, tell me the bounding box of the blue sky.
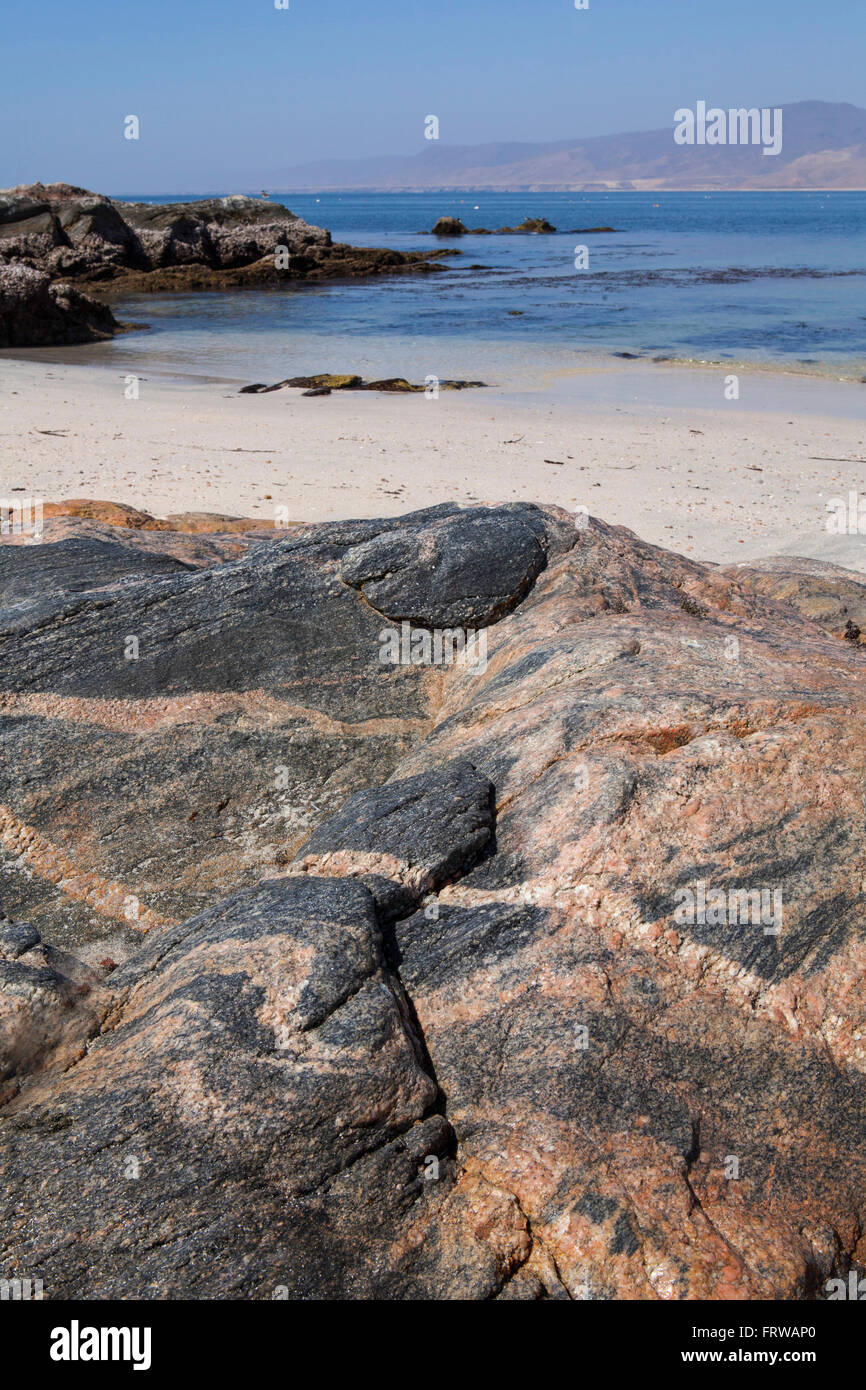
[2,0,864,192]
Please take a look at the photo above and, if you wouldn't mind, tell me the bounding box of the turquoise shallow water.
[82,191,866,384]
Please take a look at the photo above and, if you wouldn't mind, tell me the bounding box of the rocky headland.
[0,184,452,348]
[1,501,865,1299]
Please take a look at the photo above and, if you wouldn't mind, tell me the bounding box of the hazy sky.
[2,0,864,192]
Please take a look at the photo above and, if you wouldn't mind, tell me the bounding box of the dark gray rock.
[0,918,106,1101]
[0,875,458,1298]
[0,195,51,226]
[0,920,41,959]
[0,505,566,953]
[0,536,195,611]
[0,263,118,347]
[340,503,559,626]
[294,760,493,916]
[431,217,468,236]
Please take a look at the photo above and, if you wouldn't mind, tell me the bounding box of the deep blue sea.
[103,191,866,385]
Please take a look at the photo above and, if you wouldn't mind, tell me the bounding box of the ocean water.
[95,191,866,385]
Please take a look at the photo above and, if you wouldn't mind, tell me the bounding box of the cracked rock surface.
[1,502,865,1298]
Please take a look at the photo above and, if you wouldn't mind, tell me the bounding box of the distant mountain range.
[271,102,866,192]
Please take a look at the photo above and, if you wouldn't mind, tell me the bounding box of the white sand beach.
[1,353,864,568]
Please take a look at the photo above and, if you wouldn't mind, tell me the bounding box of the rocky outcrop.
[0,184,451,345]
[1,503,866,1299]
[117,194,331,273]
[431,217,470,236]
[431,215,558,235]
[0,263,118,347]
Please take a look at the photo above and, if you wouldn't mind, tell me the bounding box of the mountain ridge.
[269,101,866,192]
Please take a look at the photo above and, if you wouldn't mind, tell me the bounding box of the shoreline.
[4,335,866,389]
[1,354,865,571]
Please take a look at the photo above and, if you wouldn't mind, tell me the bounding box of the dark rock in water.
[509,217,556,233]
[431,216,468,236]
[0,263,118,347]
[2,502,866,1299]
[613,350,641,359]
[567,225,616,233]
[100,241,450,294]
[431,215,557,236]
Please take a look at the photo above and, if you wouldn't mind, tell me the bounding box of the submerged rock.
[1,502,866,1298]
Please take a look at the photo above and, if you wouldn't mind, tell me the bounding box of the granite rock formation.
[1,504,865,1299]
[0,184,450,345]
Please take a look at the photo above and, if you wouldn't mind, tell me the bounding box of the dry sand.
[1,353,865,568]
